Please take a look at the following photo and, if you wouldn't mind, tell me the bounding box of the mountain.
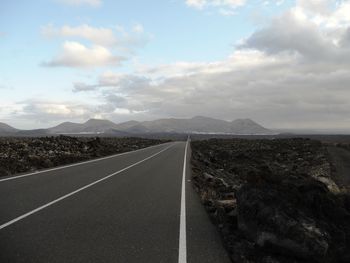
[230,119,272,134]
[113,120,139,130]
[135,116,231,133]
[121,116,231,134]
[114,116,274,135]
[81,119,119,133]
[48,119,120,134]
[0,122,18,133]
[0,117,275,136]
[48,122,82,134]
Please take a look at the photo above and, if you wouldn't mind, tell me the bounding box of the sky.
[1,0,350,130]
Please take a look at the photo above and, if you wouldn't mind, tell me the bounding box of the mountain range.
[0,116,275,136]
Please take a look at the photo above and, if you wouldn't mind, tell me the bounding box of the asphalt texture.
[0,141,230,263]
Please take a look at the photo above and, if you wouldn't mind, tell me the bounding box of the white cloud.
[185,0,294,15]
[186,0,246,15]
[186,0,246,9]
[134,49,283,80]
[292,0,350,29]
[186,0,207,9]
[15,100,93,122]
[42,23,149,68]
[42,24,116,46]
[43,41,124,68]
[57,0,102,7]
[42,24,149,48]
[186,0,288,15]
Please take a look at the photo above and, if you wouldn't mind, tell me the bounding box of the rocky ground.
[191,138,350,263]
[0,136,168,177]
[334,142,350,152]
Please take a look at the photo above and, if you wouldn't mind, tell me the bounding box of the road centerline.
[178,138,189,263]
[0,143,175,230]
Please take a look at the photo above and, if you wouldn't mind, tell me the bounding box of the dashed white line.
[0,142,170,183]
[178,137,189,263]
[0,143,174,230]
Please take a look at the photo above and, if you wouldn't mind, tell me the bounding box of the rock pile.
[191,138,350,263]
[0,136,167,177]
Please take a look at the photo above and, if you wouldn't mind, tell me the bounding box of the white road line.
[0,144,174,230]
[0,142,170,183]
[178,137,189,263]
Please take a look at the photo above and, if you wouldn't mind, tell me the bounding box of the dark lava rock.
[0,136,168,177]
[191,138,350,263]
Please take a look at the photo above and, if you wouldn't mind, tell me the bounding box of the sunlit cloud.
[42,41,124,68]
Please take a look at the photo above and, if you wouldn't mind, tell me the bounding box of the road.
[0,141,231,263]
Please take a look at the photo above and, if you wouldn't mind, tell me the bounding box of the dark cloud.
[239,10,350,66]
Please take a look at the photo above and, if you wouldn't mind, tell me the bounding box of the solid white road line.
[178,138,189,263]
[0,142,170,183]
[0,143,174,230]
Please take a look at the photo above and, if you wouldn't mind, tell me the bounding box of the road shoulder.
[186,143,231,263]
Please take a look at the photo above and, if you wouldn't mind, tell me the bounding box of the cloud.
[68,1,350,129]
[10,96,146,127]
[296,0,333,15]
[340,27,350,46]
[42,23,150,68]
[42,24,149,48]
[73,82,99,92]
[10,0,350,130]
[75,52,350,129]
[14,100,94,123]
[186,0,207,9]
[73,71,150,92]
[185,0,248,15]
[43,41,124,68]
[185,0,288,16]
[186,0,246,10]
[241,13,331,58]
[240,2,350,64]
[42,24,115,46]
[57,0,102,7]
[293,0,350,28]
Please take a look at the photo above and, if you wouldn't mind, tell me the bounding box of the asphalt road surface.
[0,141,231,263]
